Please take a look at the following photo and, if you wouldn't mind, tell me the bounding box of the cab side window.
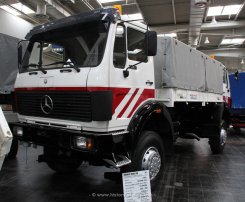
[127,27,147,62]
[113,25,126,69]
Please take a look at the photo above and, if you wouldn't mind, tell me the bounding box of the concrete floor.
[1,130,245,202]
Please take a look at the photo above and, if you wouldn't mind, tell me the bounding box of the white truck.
[13,8,230,186]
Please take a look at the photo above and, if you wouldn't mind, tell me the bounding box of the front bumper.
[12,122,127,157]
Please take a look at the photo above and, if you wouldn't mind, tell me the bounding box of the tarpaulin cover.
[154,36,224,94]
[0,33,19,93]
[229,72,245,112]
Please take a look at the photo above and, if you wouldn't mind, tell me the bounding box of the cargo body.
[12,8,230,185]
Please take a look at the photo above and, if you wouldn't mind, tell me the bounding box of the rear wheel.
[121,131,165,189]
[209,120,227,154]
[43,147,82,173]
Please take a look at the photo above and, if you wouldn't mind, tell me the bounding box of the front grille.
[15,91,92,122]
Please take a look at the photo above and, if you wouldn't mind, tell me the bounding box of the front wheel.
[43,147,83,173]
[209,121,227,154]
[121,131,165,189]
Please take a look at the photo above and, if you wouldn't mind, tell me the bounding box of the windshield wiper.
[23,63,47,74]
[45,61,80,72]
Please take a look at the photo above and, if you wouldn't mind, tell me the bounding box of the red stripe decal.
[127,89,155,118]
[15,87,107,91]
[117,88,139,118]
[232,123,245,128]
[110,88,130,114]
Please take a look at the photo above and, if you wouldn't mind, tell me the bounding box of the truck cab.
[15,8,155,132]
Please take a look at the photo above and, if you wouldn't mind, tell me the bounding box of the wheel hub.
[220,128,227,146]
[142,147,161,180]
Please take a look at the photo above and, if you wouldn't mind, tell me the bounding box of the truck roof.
[26,8,120,40]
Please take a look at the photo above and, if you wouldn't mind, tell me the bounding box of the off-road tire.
[209,121,227,154]
[121,130,165,190]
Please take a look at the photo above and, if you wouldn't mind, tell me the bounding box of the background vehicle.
[0,33,19,159]
[0,107,13,170]
[229,72,245,134]
[13,8,230,186]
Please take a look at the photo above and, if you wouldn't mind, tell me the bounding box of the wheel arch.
[127,101,174,156]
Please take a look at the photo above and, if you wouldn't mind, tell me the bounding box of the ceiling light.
[221,38,245,45]
[204,37,210,44]
[164,33,177,38]
[222,5,242,15]
[241,59,244,64]
[207,6,223,16]
[211,16,217,24]
[99,0,122,3]
[12,3,34,14]
[0,3,34,16]
[0,5,20,16]
[207,4,243,16]
[125,13,143,20]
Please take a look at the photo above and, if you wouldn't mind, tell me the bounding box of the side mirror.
[234,71,239,80]
[145,31,157,56]
[116,25,125,36]
[18,45,23,66]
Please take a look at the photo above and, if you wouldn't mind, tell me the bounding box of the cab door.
[109,23,155,120]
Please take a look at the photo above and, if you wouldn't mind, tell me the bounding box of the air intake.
[35,0,49,19]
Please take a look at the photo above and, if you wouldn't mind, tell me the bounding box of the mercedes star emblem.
[41,95,53,114]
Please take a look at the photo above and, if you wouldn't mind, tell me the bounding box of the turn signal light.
[154,108,162,114]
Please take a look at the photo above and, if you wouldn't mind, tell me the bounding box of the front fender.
[127,101,174,154]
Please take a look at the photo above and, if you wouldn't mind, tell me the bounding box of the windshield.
[20,21,109,73]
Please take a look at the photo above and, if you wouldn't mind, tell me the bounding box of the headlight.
[1,104,13,111]
[13,126,23,137]
[74,136,93,150]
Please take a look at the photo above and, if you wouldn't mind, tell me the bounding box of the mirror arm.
[145,24,149,57]
[123,61,143,78]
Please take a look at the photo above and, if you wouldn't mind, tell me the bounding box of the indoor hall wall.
[0,9,34,39]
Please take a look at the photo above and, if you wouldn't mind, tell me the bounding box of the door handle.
[29,72,38,75]
[60,69,72,73]
[145,81,153,86]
